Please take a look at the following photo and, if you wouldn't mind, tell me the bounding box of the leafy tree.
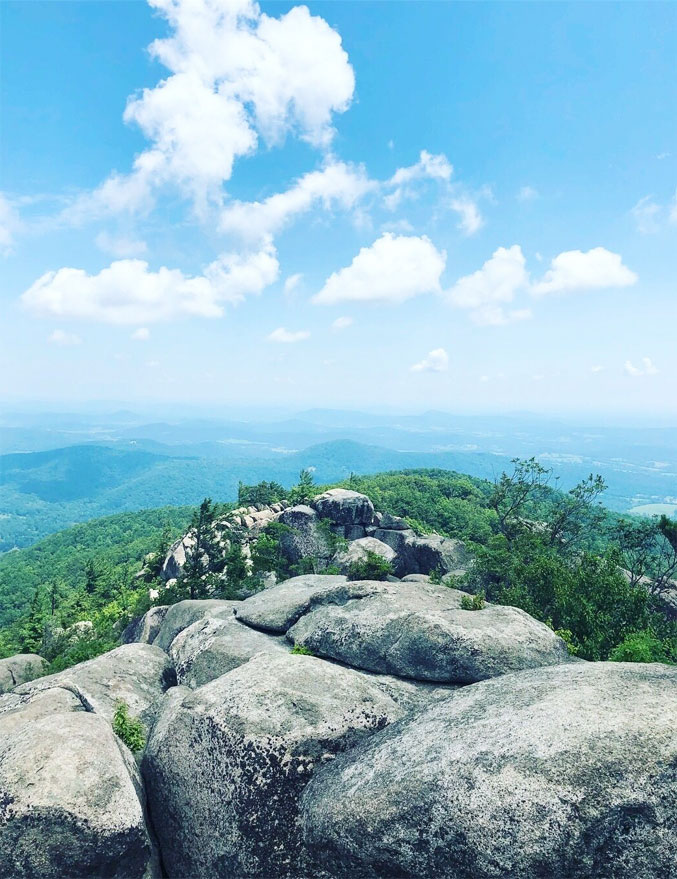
[288,469,316,505]
[181,498,218,600]
[19,588,45,654]
[238,480,287,506]
[251,522,294,579]
[222,539,249,595]
[614,514,677,595]
[112,700,146,752]
[609,630,671,664]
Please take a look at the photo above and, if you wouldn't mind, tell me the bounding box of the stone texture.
[235,574,386,634]
[154,599,239,652]
[0,711,154,879]
[287,582,571,683]
[143,652,404,879]
[121,606,169,646]
[277,505,332,565]
[0,686,85,736]
[161,534,196,581]
[302,661,677,879]
[169,614,290,688]
[373,527,468,577]
[312,489,375,527]
[14,643,174,725]
[0,653,47,694]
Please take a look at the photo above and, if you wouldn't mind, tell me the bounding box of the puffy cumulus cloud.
[625,357,659,377]
[449,196,483,236]
[313,233,446,305]
[411,348,449,373]
[95,231,148,257]
[331,315,353,330]
[49,329,82,346]
[131,327,151,341]
[66,0,355,218]
[22,243,278,324]
[220,161,374,240]
[445,245,529,324]
[267,327,310,343]
[532,247,637,296]
[0,194,22,253]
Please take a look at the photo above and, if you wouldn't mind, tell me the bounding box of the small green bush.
[291,644,314,656]
[347,550,393,581]
[609,630,671,664]
[461,591,485,611]
[112,700,146,752]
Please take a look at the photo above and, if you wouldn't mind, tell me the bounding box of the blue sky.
[1,0,676,417]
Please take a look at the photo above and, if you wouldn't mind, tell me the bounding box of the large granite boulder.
[14,643,174,724]
[169,614,290,688]
[0,711,155,879]
[312,489,375,527]
[287,582,571,683]
[143,652,404,879]
[121,605,169,646]
[302,662,677,879]
[0,653,47,694]
[235,574,385,633]
[276,505,333,565]
[373,527,468,576]
[154,599,239,652]
[0,687,85,736]
[333,537,396,576]
[161,533,196,581]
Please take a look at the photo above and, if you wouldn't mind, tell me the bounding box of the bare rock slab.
[0,654,47,694]
[154,599,239,652]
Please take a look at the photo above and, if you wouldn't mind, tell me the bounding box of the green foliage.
[288,468,316,505]
[347,550,393,581]
[238,480,287,506]
[290,644,314,656]
[461,591,485,611]
[112,700,146,752]
[251,522,295,580]
[609,630,671,664]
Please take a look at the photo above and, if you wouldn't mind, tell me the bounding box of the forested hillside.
[1,465,676,670]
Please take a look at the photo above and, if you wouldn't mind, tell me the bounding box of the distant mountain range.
[2,407,677,550]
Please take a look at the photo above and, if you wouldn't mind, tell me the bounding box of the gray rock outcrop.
[121,606,169,646]
[277,504,332,565]
[0,653,47,694]
[143,652,404,879]
[154,599,239,652]
[0,711,155,879]
[333,537,396,575]
[169,614,289,688]
[302,661,677,879]
[14,643,174,724]
[373,527,468,576]
[287,582,571,683]
[312,489,375,530]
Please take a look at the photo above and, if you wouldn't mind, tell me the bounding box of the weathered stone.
[373,527,468,576]
[379,512,409,530]
[0,686,85,736]
[169,614,289,688]
[333,537,396,575]
[302,662,677,879]
[161,533,196,581]
[121,606,169,646]
[154,599,239,652]
[401,573,431,583]
[0,711,154,879]
[14,643,174,725]
[312,489,375,526]
[0,653,47,694]
[277,505,332,565]
[287,582,571,683]
[235,574,386,634]
[143,652,404,879]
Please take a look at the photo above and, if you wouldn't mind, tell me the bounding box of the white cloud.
[268,327,310,343]
[220,161,374,240]
[65,0,355,218]
[411,348,449,373]
[49,329,82,346]
[96,231,148,257]
[131,327,151,341]
[445,245,528,323]
[532,247,637,296]
[313,233,446,305]
[331,316,353,330]
[590,364,605,373]
[631,196,662,234]
[517,185,539,202]
[449,196,483,236]
[22,242,278,324]
[283,273,303,295]
[0,194,21,253]
[385,150,452,210]
[625,357,659,377]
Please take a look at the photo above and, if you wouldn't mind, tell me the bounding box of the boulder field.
[2,490,677,878]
